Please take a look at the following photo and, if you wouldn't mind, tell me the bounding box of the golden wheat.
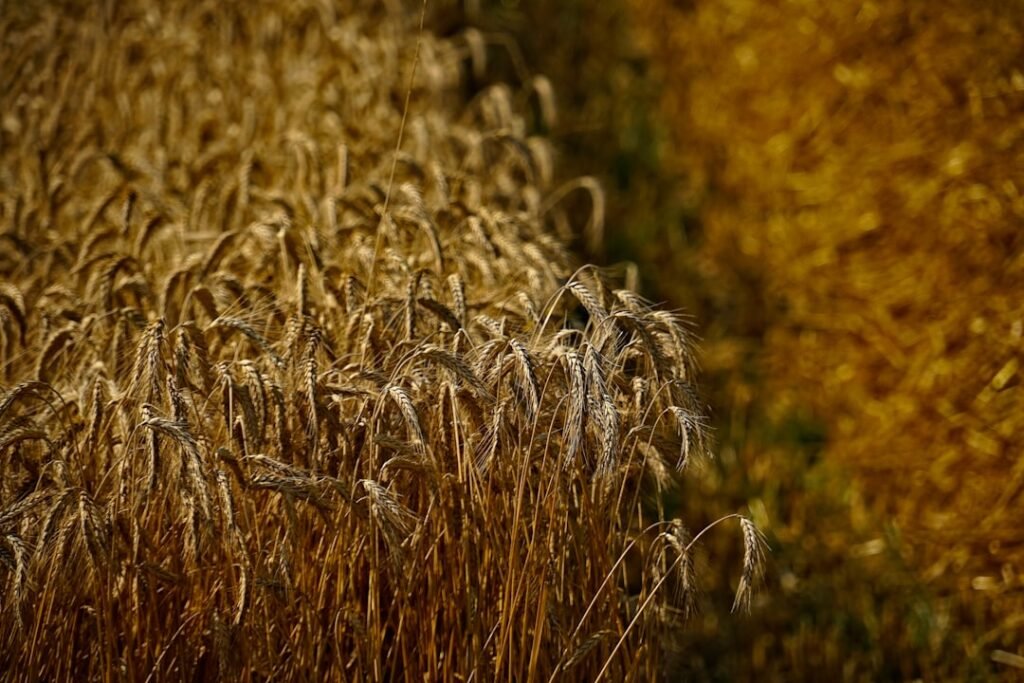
[0,0,759,679]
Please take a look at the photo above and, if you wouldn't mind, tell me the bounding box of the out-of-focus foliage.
[626,0,1024,677]
[477,0,1024,678]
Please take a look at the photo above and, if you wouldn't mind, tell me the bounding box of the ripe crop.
[0,1,757,679]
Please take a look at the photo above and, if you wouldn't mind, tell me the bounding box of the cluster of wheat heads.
[0,0,763,679]
[630,0,1024,673]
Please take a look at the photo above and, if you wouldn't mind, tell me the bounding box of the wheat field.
[0,0,762,680]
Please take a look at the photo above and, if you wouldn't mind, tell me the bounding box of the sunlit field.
[0,1,762,680]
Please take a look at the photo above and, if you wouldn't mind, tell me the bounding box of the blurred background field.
[454,0,1024,679]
